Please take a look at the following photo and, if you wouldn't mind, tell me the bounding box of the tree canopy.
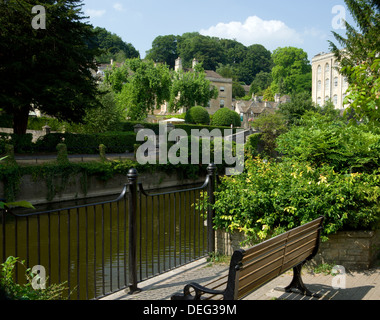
[0,0,100,135]
[270,47,312,95]
[330,0,380,124]
[90,27,140,64]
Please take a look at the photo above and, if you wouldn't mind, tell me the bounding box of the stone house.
[155,57,233,116]
[234,94,291,129]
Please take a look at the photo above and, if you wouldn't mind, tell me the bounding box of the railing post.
[207,163,217,253]
[127,168,141,294]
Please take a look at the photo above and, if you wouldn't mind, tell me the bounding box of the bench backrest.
[224,216,324,300]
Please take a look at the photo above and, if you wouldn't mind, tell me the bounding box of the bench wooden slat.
[239,246,285,279]
[171,216,324,301]
[241,233,288,264]
[238,266,283,299]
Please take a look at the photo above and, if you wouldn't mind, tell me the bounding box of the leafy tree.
[277,92,316,125]
[250,71,273,96]
[177,33,226,70]
[169,63,218,112]
[330,0,380,80]
[329,0,380,124]
[145,35,179,69]
[237,44,273,85]
[0,0,101,135]
[90,27,139,63]
[252,113,287,157]
[106,58,172,120]
[271,47,312,95]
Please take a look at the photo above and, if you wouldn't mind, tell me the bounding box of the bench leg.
[275,264,321,299]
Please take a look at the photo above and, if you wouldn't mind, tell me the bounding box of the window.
[334,77,338,87]
[325,78,330,90]
[317,65,321,77]
[317,80,321,91]
[333,95,338,106]
[325,63,330,73]
[220,99,225,108]
[220,86,225,92]
[317,97,322,105]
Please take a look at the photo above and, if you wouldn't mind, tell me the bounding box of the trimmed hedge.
[211,108,241,127]
[34,132,137,154]
[185,106,210,125]
[0,133,33,153]
[120,121,239,137]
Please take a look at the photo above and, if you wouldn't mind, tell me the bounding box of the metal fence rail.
[0,164,217,300]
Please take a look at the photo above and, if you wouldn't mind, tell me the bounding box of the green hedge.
[185,106,210,125]
[34,132,136,154]
[213,157,380,243]
[0,133,33,153]
[120,121,239,137]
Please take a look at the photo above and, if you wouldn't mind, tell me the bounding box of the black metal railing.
[0,164,217,300]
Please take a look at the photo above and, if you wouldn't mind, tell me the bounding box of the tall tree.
[271,47,312,95]
[145,35,179,69]
[329,0,380,80]
[105,58,172,120]
[237,44,273,85]
[329,0,380,124]
[0,0,100,135]
[90,27,139,64]
[169,63,218,112]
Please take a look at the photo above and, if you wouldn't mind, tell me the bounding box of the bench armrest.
[171,282,225,300]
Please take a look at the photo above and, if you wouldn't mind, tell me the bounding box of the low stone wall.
[215,229,380,271]
[1,171,205,205]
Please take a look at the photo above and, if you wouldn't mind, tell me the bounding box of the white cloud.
[113,3,124,12]
[200,16,304,50]
[85,9,106,18]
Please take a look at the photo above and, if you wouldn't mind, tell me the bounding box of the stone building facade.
[311,52,349,110]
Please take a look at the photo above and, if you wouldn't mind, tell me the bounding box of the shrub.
[34,132,137,154]
[276,113,380,173]
[185,106,210,125]
[213,156,380,243]
[211,108,241,127]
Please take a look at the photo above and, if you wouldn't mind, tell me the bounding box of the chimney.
[175,57,182,72]
[274,93,280,103]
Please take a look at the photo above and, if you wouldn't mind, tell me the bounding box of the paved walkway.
[101,258,380,301]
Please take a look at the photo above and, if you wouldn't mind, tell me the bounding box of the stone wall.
[1,171,205,205]
[215,229,380,271]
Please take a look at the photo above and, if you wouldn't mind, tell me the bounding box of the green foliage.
[277,92,316,125]
[56,144,69,165]
[0,0,101,134]
[213,156,380,243]
[105,58,172,120]
[185,106,210,125]
[271,47,312,95]
[245,133,262,156]
[0,257,67,300]
[169,63,218,112]
[276,112,380,173]
[211,108,241,127]
[342,53,380,124]
[99,144,107,162]
[252,113,287,158]
[91,26,139,64]
[34,132,137,154]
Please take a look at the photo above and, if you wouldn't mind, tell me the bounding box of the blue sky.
[81,0,355,62]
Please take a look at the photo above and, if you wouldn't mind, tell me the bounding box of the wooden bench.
[171,216,324,300]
